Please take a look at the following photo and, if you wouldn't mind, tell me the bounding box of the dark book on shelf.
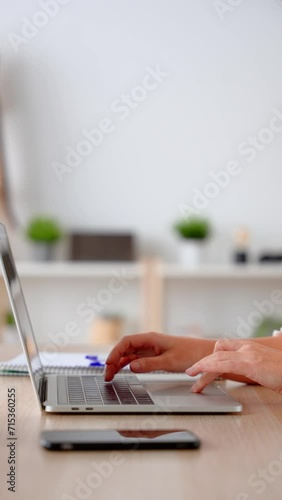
[69,233,135,261]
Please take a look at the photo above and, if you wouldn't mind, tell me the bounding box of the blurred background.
[1,0,282,349]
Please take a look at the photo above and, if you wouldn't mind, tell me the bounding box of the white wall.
[1,0,282,262]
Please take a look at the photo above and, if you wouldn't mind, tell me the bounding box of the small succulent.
[26,217,62,244]
[174,217,210,240]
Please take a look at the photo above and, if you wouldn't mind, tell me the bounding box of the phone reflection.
[118,430,186,440]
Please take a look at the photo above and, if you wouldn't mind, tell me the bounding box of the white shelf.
[13,261,282,280]
[16,261,143,279]
[8,259,282,282]
[160,264,282,279]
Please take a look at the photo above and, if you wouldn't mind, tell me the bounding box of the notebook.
[0,352,111,376]
[0,352,185,379]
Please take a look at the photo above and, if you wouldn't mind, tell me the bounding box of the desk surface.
[0,344,282,500]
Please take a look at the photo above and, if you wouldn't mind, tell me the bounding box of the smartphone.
[40,429,201,451]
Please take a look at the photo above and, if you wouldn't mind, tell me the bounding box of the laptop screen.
[0,224,44,406]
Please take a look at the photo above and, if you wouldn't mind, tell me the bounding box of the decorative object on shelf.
[2,311,18,344]
[26,216,63,261]
[258,252,282,263]
[89,313,124,344]
[174,217,211,267]
[232,226,250,264]
[69,233,135,261]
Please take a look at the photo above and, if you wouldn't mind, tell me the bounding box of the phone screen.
[41,429,201,450]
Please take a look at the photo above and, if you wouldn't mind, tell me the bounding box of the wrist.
[187,337,215,365]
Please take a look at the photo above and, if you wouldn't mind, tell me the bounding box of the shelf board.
[160,264,282,279]
[15,261,143,279]
[9,261,282,280]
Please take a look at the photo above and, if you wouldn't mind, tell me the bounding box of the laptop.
[0,224,242,414]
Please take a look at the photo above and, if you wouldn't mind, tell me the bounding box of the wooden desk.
[1,344,282,500]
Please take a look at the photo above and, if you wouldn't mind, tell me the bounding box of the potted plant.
[2,311,18,344]
[26,216,62,261]
[174,217,211,267]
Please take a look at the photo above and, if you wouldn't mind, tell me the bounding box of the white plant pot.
[31,243,54,261]
[179,240,205,268]
[2,326,18,344]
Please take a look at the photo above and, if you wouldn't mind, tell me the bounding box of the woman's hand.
[104,332,214,381]
[187,338,282,395]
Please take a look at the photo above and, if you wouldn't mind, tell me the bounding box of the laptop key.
[120,400,138,405]
[86,401,104,405]
[67,375,154,406]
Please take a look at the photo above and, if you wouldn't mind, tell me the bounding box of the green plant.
[174,217,210,240]
[253,317,282,338]
[5,311,15,326]
[26,217,62,244]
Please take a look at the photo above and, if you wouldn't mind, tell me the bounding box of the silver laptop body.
[0,224,242,414]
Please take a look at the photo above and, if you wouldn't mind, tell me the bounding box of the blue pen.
[85,355,105,367]
[89,361,105,367]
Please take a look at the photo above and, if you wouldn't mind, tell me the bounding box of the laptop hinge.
[39,376,47,404]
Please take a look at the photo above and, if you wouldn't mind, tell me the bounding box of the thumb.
[130,356,163,373]
[214,338,245,353]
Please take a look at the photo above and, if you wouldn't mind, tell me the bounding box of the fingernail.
[190,383,200,393]
[131,361,141,371]
[186,368,193,375]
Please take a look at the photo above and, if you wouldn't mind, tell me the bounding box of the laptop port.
[71,407,79,411]
[86,408,93,411]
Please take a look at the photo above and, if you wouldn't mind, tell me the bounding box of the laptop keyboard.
[66,376,154,406]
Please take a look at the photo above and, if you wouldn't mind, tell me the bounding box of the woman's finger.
[104,354,138,381]
[190,372,220,393]
[105,333,156,367]
[187,351,249,377]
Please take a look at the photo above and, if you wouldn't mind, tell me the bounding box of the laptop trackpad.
[143,380,226,406]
